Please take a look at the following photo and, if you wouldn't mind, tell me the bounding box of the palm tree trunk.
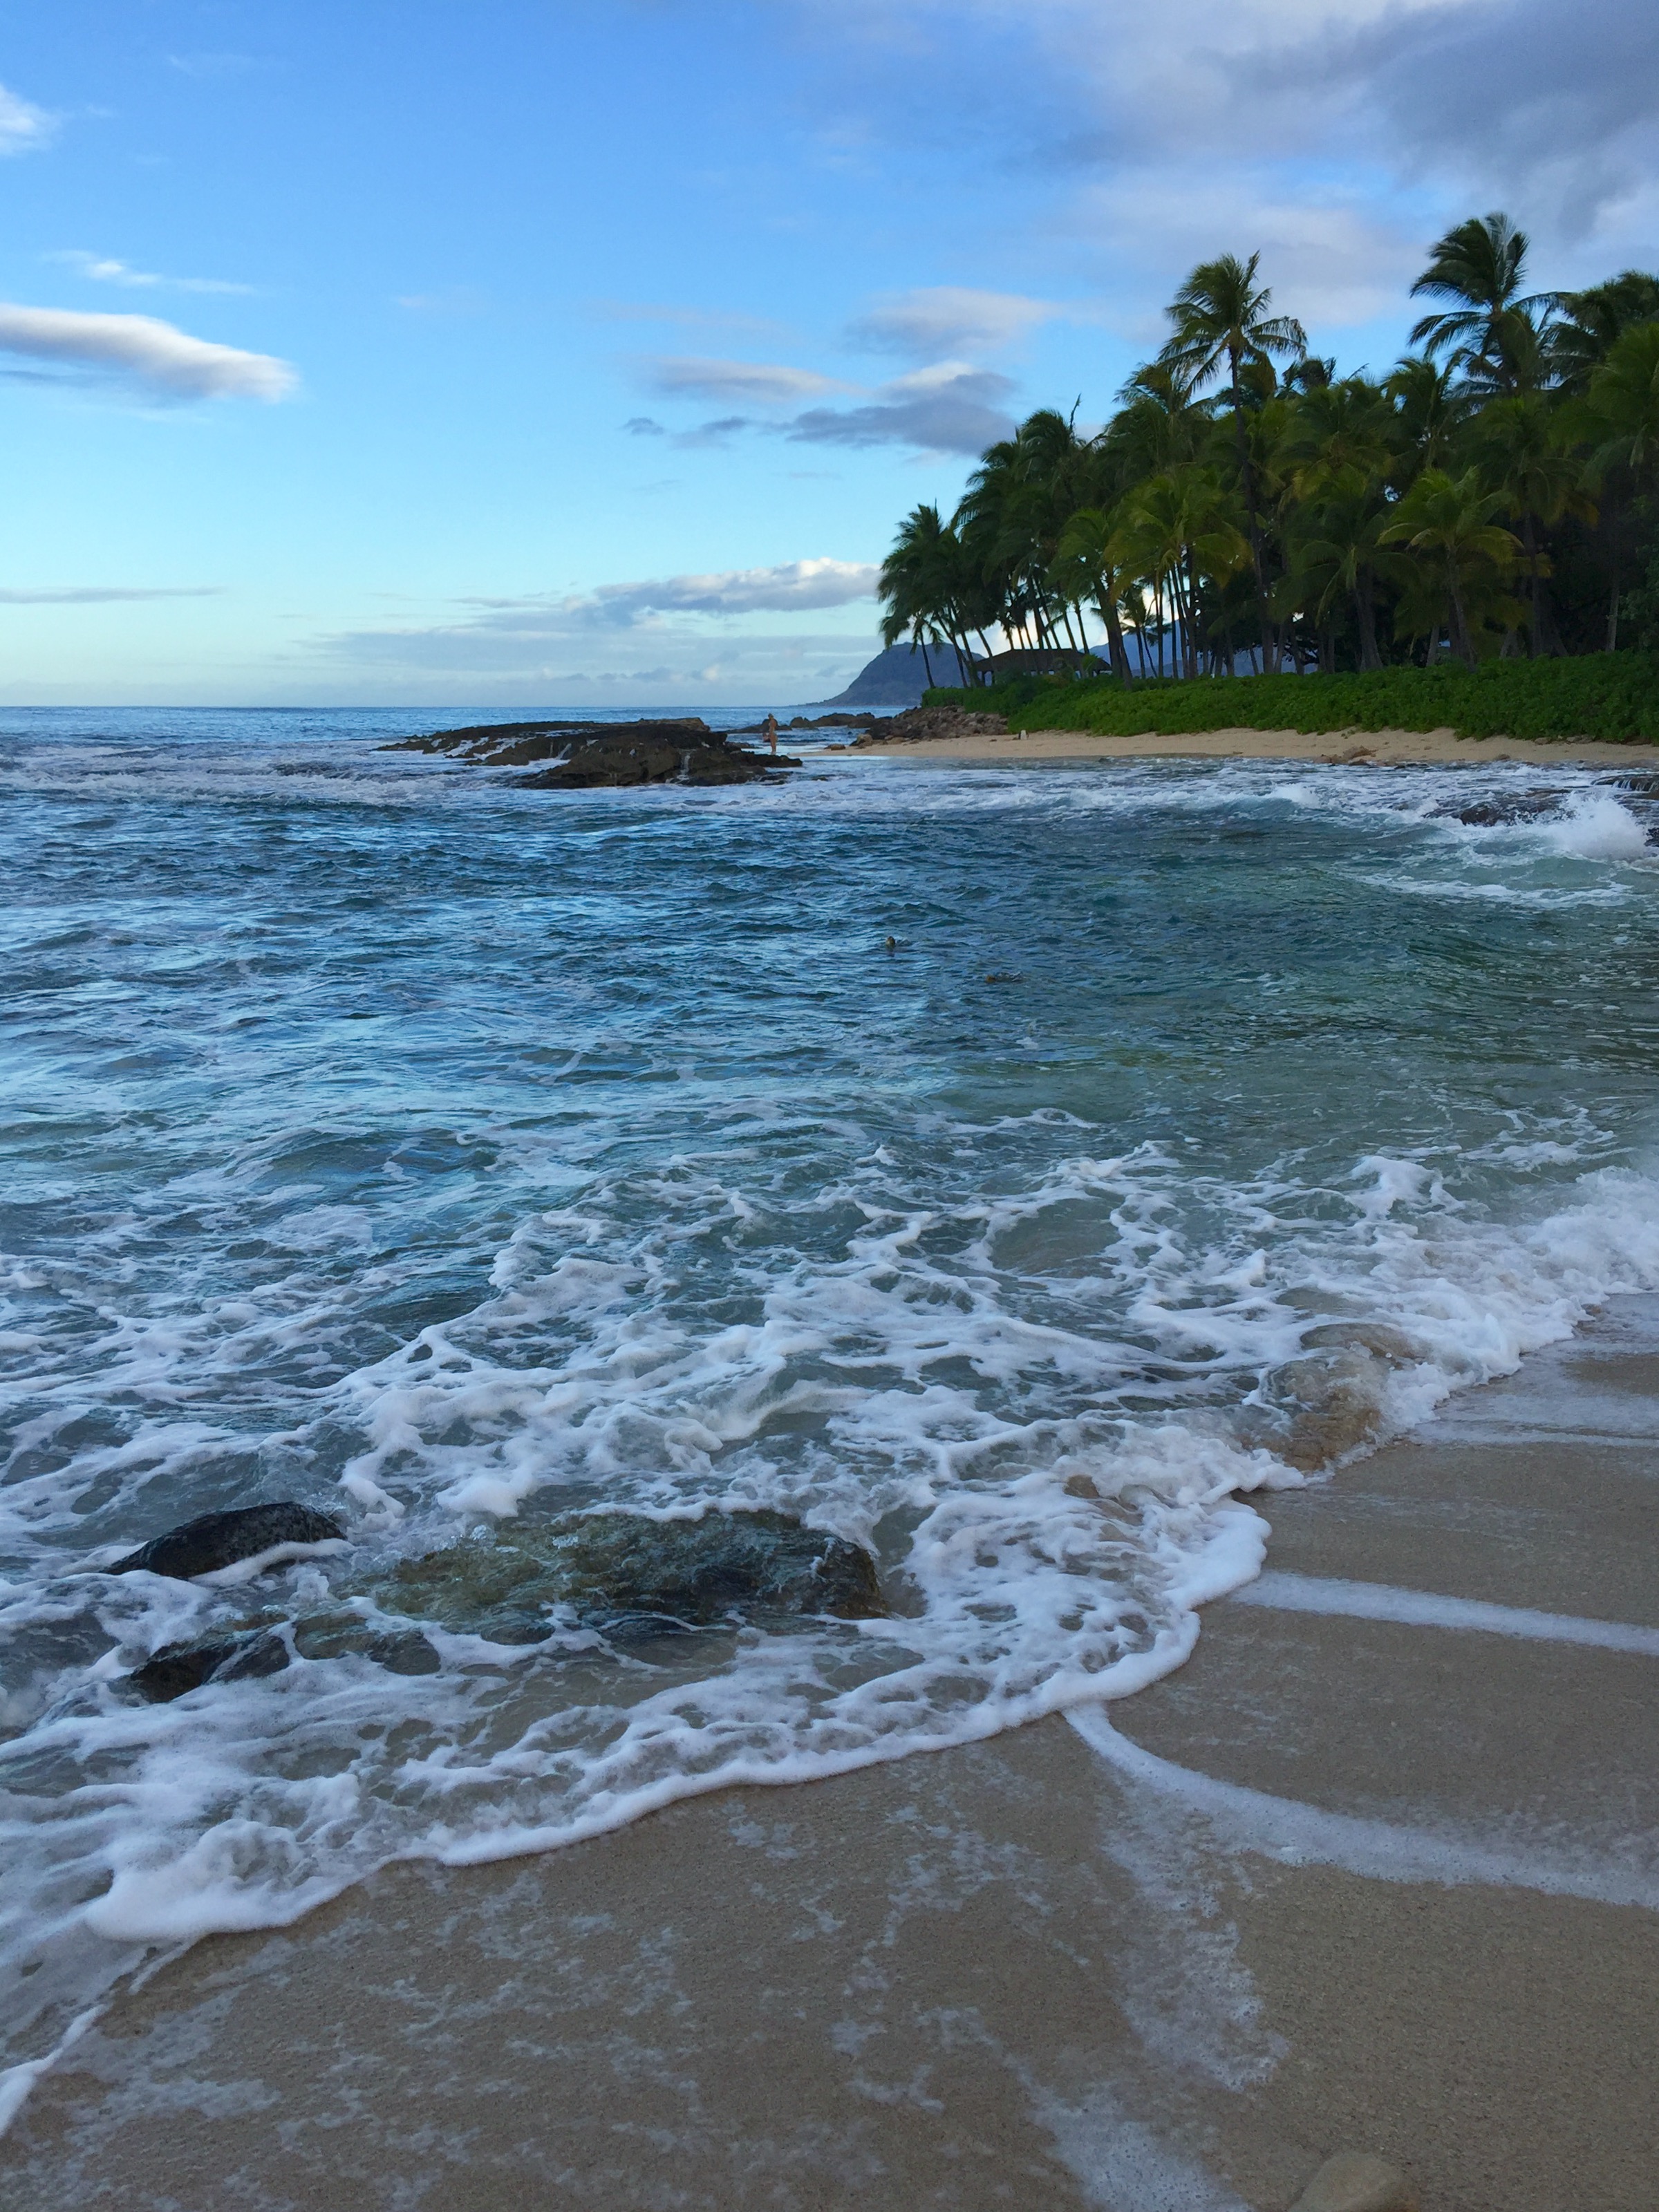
[1530,517,1557,655]
[1448,564,1476,668]
[1229,341,1276,676]
[917,632,935,688]
[1098,590,1133,687]
[1354,570,1381,671]
[1607,579,1620,654]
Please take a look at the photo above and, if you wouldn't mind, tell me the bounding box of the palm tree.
[1381,468,1523,666]
[1585,321,1659,479]
[879,503,973,686]
[1582,321,1659,648]
[1551,272,1659,394]
[1159,253,1307,671]
[1386,355,1471,482]
[1051,506,1135,684]
[1472,395,1596,654]
[1409,214,1559,395]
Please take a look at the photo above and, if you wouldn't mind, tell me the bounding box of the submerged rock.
[129,1629,290,1702]
[378,1507,885,1647]
[129,1614,440,1703]
[384,718,798,787]
[1432,788,1566,827]
[109,1503,346,1582]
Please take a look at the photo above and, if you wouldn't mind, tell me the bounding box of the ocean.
[4,706,1659,2110]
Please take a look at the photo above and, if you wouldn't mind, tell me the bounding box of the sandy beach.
[7,1305,1656,2211]
[847,724,1655,769]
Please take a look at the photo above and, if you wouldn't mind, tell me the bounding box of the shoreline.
[6,1307,1656,2210]
[844,722,1654,767]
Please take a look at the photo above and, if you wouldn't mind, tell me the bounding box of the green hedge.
[924,652,1659,744]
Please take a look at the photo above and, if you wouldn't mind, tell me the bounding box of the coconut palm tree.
[1386,355,1472,482]
[1582,321,1659,648]
[1159,253,1307,670]
[1051,506,1135,684]
[1550,272,1659,394]
[1381,468,1524,666]
[1409,214,1559,395]
[1472,395,1596,654]
[879,503,975,686]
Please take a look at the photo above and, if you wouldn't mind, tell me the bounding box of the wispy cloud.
[0,586,223,604]
[0,306,297,402]
[787,365,1017,454]
[847,286,1064,357]
[469,559,879,626]
[646,355,854,404]
[0,80,56,156]
[637,351,1019,455]
[312,560,880,688]
[49,250,254,297]
[314,561,885,681]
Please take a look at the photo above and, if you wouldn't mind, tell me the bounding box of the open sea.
[4,706,1659,2109]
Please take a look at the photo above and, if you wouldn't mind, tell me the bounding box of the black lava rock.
[384,718,797,788]
[378,1506,885,1646]
[130,1629,292,1702]
[1432,789,1566,827]
[128,1613,441,1702]
[109,1503,346,1582]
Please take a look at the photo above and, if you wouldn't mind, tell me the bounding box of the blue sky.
[1,0,1655,706]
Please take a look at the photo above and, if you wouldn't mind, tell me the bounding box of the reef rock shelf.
[385,718,800,787]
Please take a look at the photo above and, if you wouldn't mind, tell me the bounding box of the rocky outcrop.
[731,713,880,734]
[1432,788,1566,826]
[377,1506,885,1648]
[386,719,798,787]
[110,1503,346,1581]
[850,706,1008,747]
[116,1504,883,1697]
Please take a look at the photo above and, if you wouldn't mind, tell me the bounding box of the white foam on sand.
[1235,1571,1659,1655]
[4,744,1659,2125]
[1068,1707,1659,1909]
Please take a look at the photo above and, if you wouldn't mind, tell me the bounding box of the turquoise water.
[3,709,1659,2092]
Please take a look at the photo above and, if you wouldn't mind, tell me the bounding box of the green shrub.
[924,652,1659,743]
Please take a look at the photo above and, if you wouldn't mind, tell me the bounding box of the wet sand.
[6,1311,1658,2210]
[850,724,1653,768]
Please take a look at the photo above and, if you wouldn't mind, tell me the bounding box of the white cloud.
[0,81,55,156]
[787,0,1659,324]
[0,306,297,402]
[788,365,1017,454]
[311,561,881,693]
[49,250,253,297]
[0,586,222,603]
[594,557,877,617]
[847,286,1063,357]
[647,355,853,404]
[458,559,879,629]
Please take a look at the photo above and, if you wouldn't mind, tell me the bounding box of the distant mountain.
[807,641,978,707]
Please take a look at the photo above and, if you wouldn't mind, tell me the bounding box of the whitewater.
[3,706,1659,2107]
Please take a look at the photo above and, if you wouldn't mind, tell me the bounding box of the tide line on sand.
[1068,1706,1659,1909]
[1232,1570,1659,1656]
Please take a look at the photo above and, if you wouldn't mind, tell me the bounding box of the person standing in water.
[762,713,779,756]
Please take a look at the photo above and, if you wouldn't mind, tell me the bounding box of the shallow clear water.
[4,708,1659,2087]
